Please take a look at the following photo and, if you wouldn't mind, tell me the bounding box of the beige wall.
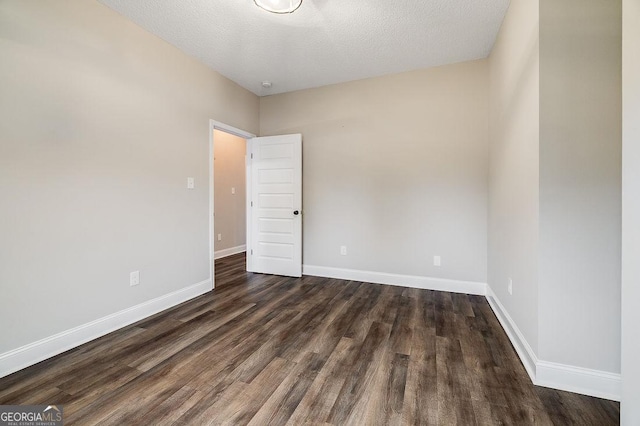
[489,0,622,378]
[622,0,640,422]
[539,0,621,373]
[261,60,489,284]
[0,0,259,354]
[213,130,246,253]
[488,0,540,353]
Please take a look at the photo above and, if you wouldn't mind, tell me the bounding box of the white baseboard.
[0,267,622,402]
[0,279,212,379]
[536,361,621,402]
[302,265,487,295]
[485,285,538,380]
[214,245,246,260]
[486,285,621,402]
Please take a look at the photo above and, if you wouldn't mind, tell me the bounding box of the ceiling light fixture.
[254,0,302,14]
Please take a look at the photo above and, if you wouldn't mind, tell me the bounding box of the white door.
[248,134,302,277]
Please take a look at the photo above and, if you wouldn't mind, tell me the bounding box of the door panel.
[249,134,302,277]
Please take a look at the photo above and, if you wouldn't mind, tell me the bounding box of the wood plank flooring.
[0,253,620,425]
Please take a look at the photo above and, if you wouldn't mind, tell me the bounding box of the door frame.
[209,120,255,288]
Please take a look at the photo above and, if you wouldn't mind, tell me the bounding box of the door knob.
[293,210,299,215]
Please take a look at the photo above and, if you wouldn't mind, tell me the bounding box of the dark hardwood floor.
[0,253,619,425]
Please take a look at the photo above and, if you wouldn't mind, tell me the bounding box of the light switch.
[187,177,195,189]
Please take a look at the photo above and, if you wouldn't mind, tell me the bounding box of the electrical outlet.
[231,187,236,194]
[508,278,513,295]
[217,234,222,241]
[340,246,347,256]
[187,177,195,189]
[130,271,140,286]
[433,255,441,267]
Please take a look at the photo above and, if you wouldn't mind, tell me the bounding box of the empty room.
[1,0,639,425]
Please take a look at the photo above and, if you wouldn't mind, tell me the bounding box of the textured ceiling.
[99,0,510,96]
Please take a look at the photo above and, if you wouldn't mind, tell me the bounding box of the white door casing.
[248,134,302,277]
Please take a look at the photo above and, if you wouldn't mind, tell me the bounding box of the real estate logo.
[0,405,63,426]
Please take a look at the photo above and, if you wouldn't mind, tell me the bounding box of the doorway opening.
[209,120,255,288]
[209,120,303,288]
[213,129,247,259]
